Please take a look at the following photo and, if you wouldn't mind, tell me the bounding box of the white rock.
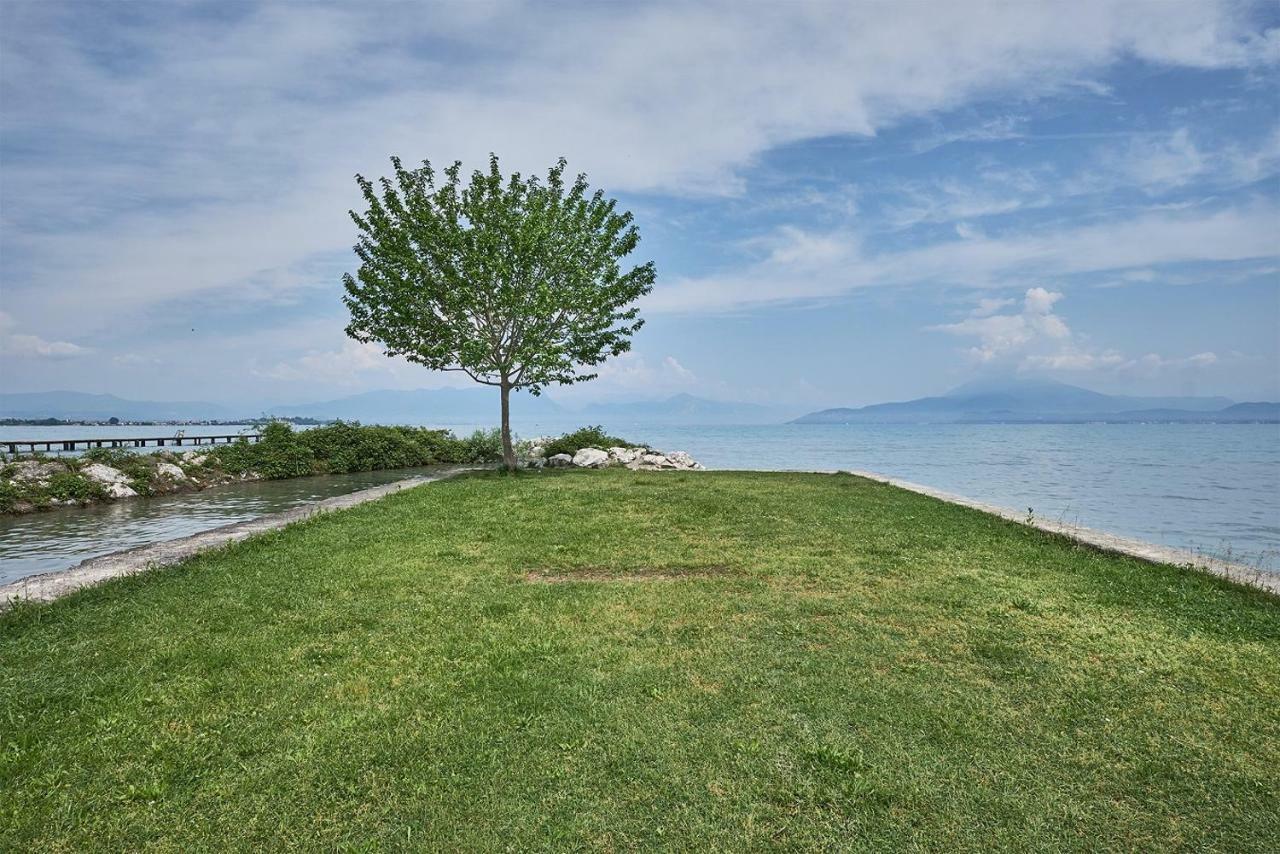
[528,445,546,459]
[185,453,209,466]
[524,457,546,470]
[105,482,137,499]
[548,453,573,468]
[81,463,130,486]
[572,448,610,468]
[156,462,187,480]
[607,447,640,464]
[9,460,64,481]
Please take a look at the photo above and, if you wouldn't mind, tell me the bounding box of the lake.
[2,421,1277,582]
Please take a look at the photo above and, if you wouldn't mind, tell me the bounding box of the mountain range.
[0,389,795,426]
[3,381,1276,426]
[792,379,1279,424]
[0,391,242,422]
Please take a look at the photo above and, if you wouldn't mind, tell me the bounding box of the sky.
[1,0,1278,410]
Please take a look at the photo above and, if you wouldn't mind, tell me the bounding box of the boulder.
[607,447,640,464]
[548,453,574,468]
[105,482,138,499]
[524,457,546,470]
[81,463,130,487]
[8,460,64,482]
[156,462,187,480]
[185,452,209,466]
[572,448,610,468]
[665,451,703,470]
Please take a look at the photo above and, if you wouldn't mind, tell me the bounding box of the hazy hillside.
[579,393,800,425]
[793,379,1270,424]
[267,387,565,425]
[0,391,239,422]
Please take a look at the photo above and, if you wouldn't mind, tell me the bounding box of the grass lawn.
[2,470,1278,850]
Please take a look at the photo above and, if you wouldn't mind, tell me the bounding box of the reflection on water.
[0,467,454,585]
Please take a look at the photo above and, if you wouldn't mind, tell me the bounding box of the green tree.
[342,154,655,470]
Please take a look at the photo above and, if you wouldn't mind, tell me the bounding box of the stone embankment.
[520,441,704,471]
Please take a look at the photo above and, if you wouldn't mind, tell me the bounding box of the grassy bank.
[2,470,1277,850]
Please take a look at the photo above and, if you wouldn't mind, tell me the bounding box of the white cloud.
[647,202,1280,313]
[551,352,700,402]
[0,311,90,359]
[932,289,1221,376]
[3,0,1278,333]
[254,340,414,386]
[931,288,1071,362]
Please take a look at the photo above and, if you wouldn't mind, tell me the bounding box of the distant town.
[0,416,330,428]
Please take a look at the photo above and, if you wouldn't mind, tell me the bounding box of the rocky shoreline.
[520,439,704,471]
[1,438,704,515]
[0,450,266,515]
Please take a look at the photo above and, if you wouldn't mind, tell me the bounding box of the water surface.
[3,421,1277,584]
[0,466,454,584]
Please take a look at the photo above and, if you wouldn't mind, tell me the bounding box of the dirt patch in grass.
[523,565,738,583]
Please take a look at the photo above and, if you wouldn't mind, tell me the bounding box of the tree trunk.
[499,379,516,471]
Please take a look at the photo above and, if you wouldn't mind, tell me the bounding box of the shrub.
[249,422,315,479]
[301,422,430,473]
[451,428,504,464]
[0,480,18,513]
[208,421,503,478]
[45,472,104,503]
[542,426,633,458]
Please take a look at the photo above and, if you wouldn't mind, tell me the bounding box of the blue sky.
[1,0,1277,408]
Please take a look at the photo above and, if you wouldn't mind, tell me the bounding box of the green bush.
[0,481,18,513]
[45,472,105,503]
[208,421,503,478]
[301,422,430,473]
[543,426,633,458]
[451,428,504,464]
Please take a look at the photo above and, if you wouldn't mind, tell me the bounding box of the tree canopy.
[342,154,655,468]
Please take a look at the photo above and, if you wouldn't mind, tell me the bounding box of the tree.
[342,154,655,470]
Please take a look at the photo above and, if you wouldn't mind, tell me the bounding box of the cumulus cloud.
[0,311,90,359]
[931,288,1071,362]
[932,289,1221,376]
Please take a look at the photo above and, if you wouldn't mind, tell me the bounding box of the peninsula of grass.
[2,470,1277,850]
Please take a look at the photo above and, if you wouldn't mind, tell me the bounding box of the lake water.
[0,466,456,585]
[1,421,1277,583]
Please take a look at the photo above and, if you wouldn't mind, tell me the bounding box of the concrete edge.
[835,468,1279,596]
[0,467,478,609]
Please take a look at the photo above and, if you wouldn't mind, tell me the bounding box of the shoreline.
[0,467,476,608]
[840,468,1278,595]
[2,466,1274,609]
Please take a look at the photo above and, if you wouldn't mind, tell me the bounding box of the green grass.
[2,470,1277,851]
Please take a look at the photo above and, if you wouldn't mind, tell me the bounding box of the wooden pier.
[4,433,262,455]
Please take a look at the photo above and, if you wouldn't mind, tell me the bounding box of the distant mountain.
[792,379,1273,424]
[0,390,239,422]
[579,393,800,425]
[267,387,566,424]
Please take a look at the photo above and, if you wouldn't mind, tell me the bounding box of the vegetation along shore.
[0,423,501,514]
[0,423,702,515]
[1,469,1276,850]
